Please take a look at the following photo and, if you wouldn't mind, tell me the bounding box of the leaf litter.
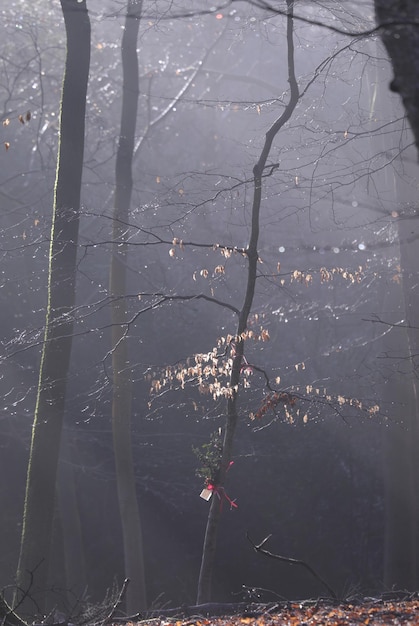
[123,596,419,626]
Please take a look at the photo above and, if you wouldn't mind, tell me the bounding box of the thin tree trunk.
[196,0,299,604]
[16,0,90,613]
[110,0,147,613]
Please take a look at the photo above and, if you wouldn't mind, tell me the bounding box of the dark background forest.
[1,0,418,618]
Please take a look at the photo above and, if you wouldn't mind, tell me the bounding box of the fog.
[1,0,418,616]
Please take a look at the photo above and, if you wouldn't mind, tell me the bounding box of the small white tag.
[200,488,212,501]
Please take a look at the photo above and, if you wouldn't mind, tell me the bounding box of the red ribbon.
[207,483,238,510]
[207,463,238,510]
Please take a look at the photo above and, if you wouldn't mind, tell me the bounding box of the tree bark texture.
[16,0,90,612]
[364,58,419,590]
[384,144,419,590]
[109,0,147,613]
[381,273,418,589]
[374,0,419,152]
[196,0,299,604]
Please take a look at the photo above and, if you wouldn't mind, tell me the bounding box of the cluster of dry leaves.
[129,597,419,626]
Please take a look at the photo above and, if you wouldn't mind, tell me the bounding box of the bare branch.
[101,578,130,626]
[246,533,337,600]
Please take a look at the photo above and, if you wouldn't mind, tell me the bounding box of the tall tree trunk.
[16,0,90,613]
[374,0,419,152]
[383,143,419,589]
[109,0,147,613]
[196,0,299,604]
[381,275,418,589]
[365,48,419,589]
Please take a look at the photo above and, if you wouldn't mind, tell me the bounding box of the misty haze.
[1,1,419,622]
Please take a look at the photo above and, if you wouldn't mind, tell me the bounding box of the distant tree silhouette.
[109,0,147,613]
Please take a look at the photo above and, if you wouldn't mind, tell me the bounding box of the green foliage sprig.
[193,430,223,486]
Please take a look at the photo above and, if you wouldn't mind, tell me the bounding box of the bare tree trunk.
[380,269,418,589]
[383,143,419,590]
[196,0,299,604]
[374,0,419,151]
[364,51,419,589]
[16,0,90,613]
[109,0,147,613]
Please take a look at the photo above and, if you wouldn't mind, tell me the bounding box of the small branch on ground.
[0,595,27,626]
[101,579,130,626]
[246,532,337,600]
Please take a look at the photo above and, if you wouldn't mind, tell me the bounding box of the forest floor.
[125,596,419,625]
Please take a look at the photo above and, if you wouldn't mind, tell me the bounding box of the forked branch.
[0,594,27,626]
[247,533,337,599]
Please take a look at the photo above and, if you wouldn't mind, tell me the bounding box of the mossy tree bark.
[196,0,299,604]
[109,0,147,613]
[16,0,90,613]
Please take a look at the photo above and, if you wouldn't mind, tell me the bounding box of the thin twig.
[101,578,130,626]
